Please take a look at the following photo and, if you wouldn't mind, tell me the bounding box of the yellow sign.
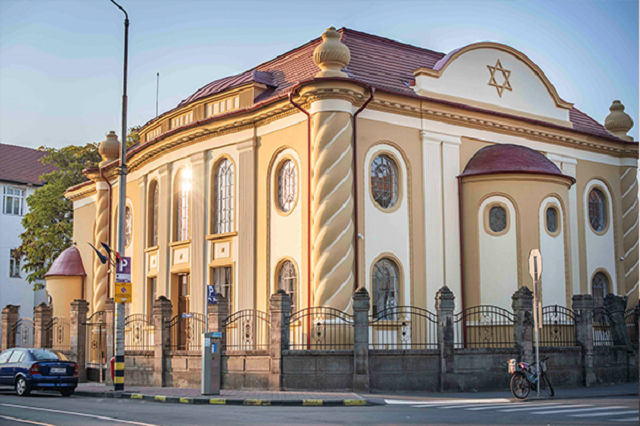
[115,282,132,304]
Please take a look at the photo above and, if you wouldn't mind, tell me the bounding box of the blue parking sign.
[207,285,217,305]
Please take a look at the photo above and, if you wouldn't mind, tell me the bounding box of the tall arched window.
[175,169,191,241]
[149,181,159,247]
[588,188,607,232]
[592,272,610,309]
[278,160,297,212]
[278,260,297,310]
[214,159,234,234]
[372,258,400,319]
[371,154,399,209]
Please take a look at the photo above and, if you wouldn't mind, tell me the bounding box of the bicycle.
[508,356,554,399]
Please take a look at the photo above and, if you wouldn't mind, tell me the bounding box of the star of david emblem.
[487,59,512,97]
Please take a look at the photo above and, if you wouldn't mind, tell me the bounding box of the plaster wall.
[539,196,568,307]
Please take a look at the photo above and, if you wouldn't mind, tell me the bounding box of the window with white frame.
[176,169,191,241]
[3,186,25,216]
[278,260,297,310]
[372,258,400,319]
[214,159,234,234]
[149,181,159,247]
[9,249,21,278]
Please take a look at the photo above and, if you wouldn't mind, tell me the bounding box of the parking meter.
[201,332,222,395]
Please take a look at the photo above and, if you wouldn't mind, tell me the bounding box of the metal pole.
[111,0,128,392]
[156,72,159,117]
[533,262,540,396]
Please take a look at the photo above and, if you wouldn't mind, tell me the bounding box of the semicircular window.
[371,154,398,209]
[489,205,507,233]
[588,188,606,232]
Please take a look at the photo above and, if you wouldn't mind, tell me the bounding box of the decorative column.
[237,139,256,311]
[33,303,53,348]
[207,294,228,352]
[441,136,462,301]
[436,286,455,391]
[153,296,172,387]
[137,175,147,315]
[603,294,633,348]
[1,305,19,350]
[157,164,171,297]
[269,290,291,391]
[105,298,115,385]
[310,27,355,310]
[511,286,534,364]
[572,294,595,386]
[190,152,206,315]
[352,287,370,392]
[70,300,88,382]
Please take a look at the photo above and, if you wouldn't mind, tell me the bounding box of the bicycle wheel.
[540,372,554,397]
[510,372,530,399]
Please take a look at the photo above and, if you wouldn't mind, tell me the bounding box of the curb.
[74,390,375,407]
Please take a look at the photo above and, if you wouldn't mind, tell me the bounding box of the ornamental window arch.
[173,167,191,242]
[211,156,235,234]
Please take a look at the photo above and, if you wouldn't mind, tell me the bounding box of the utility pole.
[110,0,129,392]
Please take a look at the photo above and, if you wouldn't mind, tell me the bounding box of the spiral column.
[311,111,355,310]
[621,165,639,300]
[92,185,110,313]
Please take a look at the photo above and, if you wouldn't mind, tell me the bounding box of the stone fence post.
[353,287,370,393]
[572,294,595,387]
[153,296,172,387]
[70,300,88,382]
[208,294,228,352]
[105,298,115,385]
[34,303,53,348]
[269,290,291,391]
[604,294,633,349]
[512,286,534,364]
[436,286,455,391]
[1,305,19,351]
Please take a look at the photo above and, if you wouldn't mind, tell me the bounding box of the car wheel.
[15,377,31,396]
[60,388,74,397]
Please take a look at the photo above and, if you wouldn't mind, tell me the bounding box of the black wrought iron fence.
[539,305,578,347]
[454,306,515,348]
[369,306,438,350]
[45,317,70,351]
[592,307,614,346]
[223,310,270,351]
[167,313,205,351]
[288,307,354,350]
[124,314,154,351]
[624,305,639,346]
[13,318,35,348]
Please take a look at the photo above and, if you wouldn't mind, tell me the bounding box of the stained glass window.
[588,188,606,232]
[592,272,609,309]
[214,159,234,234]
[278,160,297,212]
[371,155,398,209]
[489,206,507,233]
[372,258,399,319]
[546,207,558,233]
[278,260,297,310]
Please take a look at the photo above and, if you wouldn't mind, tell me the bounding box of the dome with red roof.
[45,245,87,277]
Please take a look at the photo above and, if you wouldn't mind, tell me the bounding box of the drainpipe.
[99,168,113,299]
[457,176,466,334]
[352,87,375,290]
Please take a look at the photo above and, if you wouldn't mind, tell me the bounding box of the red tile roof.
[44,245,87,277]
[147,28,630,144]
[0,143,57,185]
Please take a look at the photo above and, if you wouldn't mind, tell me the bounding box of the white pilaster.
[190,152,206,316]
[137,176,147,315]
[441,136,462,303]
[157,164,171,298]
[237,138,256,311]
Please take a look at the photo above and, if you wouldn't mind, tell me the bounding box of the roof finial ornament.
[604,100,634,141]
[99,131,120,167]
[313,27,350,78]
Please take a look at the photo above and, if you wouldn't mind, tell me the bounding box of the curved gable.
[413,42,573,126]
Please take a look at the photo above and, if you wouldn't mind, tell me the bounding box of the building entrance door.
[178,273,190,349]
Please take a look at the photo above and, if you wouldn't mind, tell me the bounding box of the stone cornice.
[66,181,97,201]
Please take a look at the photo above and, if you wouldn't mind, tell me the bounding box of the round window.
[371,154,399,209]
[588,188,606,232]
[489,206,507,233]
[546,207,558,234]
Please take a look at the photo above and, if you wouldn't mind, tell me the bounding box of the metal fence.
[124,314,155,351]
[539,305,578,347]
[369,306,438,350]
[592,307,614,346]
[625,305,639,346]
[13,317,35,348]
[454,306,515,348]
[46,317,70,351]
[83,311,106,382]
[288,307,354,350]
[167,313,205,351]
[223,310,270,351]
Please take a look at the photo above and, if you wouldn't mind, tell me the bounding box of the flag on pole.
[88,243,109,264]
[101,242,124,263]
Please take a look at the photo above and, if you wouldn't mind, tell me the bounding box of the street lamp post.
[110,0,129,392]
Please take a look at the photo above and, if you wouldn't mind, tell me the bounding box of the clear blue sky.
[0,0,637,148]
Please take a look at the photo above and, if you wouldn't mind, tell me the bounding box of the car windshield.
[30,349,68,361]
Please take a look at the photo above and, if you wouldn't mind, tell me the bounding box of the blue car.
[0,348,78,396]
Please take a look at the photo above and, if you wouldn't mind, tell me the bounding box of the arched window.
[124,206,132,248]
[371,154,398,209]
[372,258,400,319]
[214,159,234,234]
[149,182,159,247]
[278,260,297,310]
[278,160,297,212]
[489,206,507,233]
[588,188,607,232]
[592,272,609,309]
[546,206,558,233]
[175,169,191,241]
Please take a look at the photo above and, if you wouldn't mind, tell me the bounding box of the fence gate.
[83,311,106,382]
[45,317,71,351]
[224,310,270,351]
[13,318,35,348]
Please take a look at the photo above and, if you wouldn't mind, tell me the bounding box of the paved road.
[0,389,637,425]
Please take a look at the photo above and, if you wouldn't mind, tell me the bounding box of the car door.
[0,350,13,385]
[6,350,25,383]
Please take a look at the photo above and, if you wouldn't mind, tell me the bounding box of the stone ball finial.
[99,131,120,167]
[313,27,350,78]
[605,100,634,141]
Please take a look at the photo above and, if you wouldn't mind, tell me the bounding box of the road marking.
[571,410,639,418]
[499,403,566,412]
[611,417,640,422]
[385,398,511,405]
[530,405,598,414]
[533,406,626,415]
[0,415,57,426]
[0,403,161,426]
[433,403,518,409]
[464,404,521,411]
